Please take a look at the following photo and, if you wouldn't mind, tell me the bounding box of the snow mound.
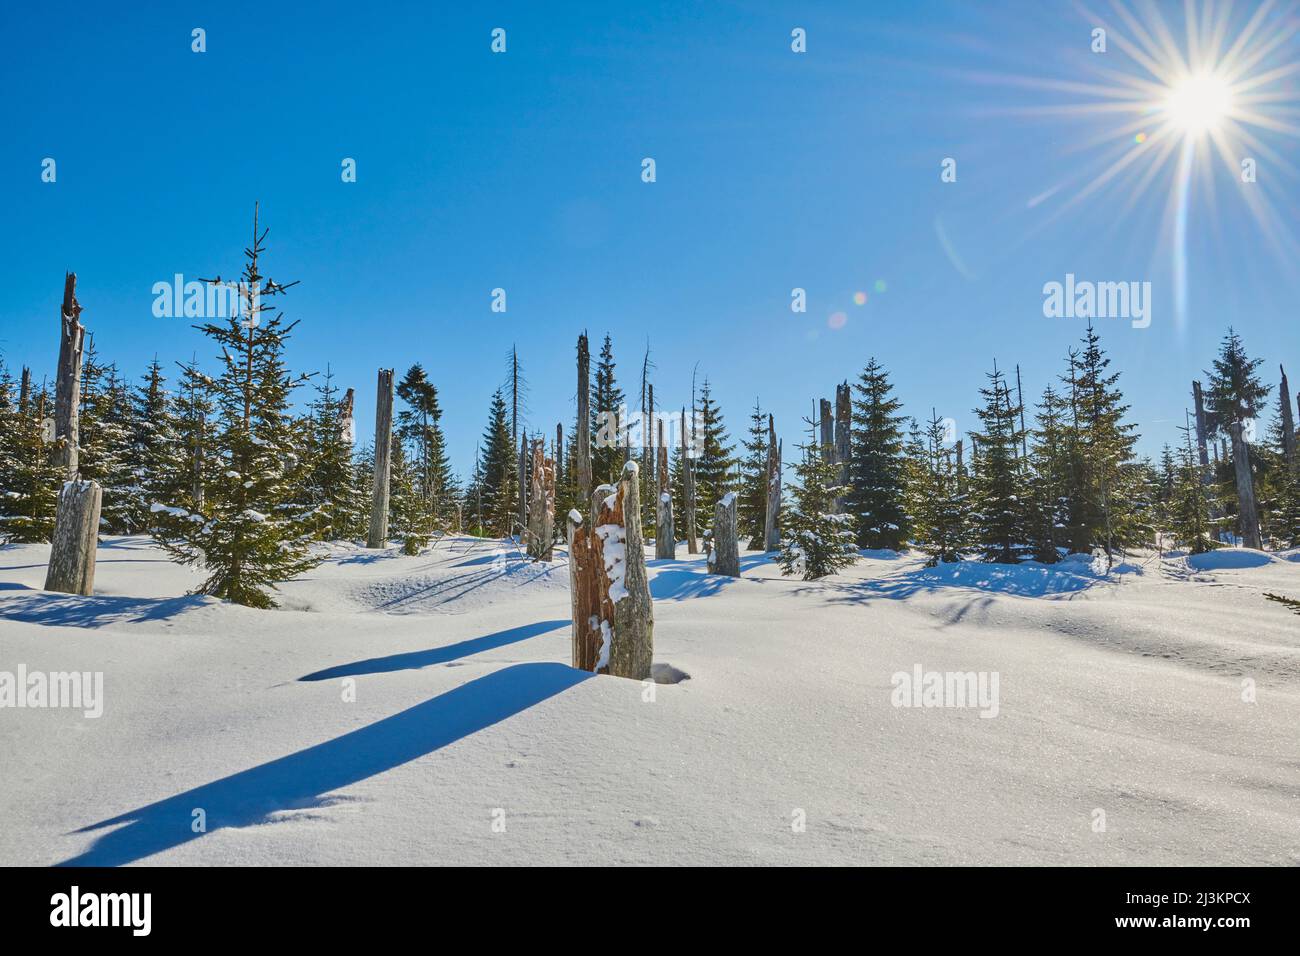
[1186,548,1275,571]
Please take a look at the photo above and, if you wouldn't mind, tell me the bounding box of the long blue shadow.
[0,593,208,628]
[298,620,569,681]
[57,662,591,867]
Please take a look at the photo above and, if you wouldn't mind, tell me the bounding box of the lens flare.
[853,291,867,305]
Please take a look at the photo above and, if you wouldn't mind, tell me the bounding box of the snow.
[594,524,628,603]
[568,509,583,525]
[1185,548,1275,571]
[1,535,1298,866]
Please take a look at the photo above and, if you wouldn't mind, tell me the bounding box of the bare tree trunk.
[555,422,564,491]
[19,366,31,413]
[1192,380,1212,485]
[367,368,395,548]
[569,465,653,678]
[576,333,592,500]
[517,432,528,538]
[192,409,206,511]
[339,387,355,445]
[819,398,833,462]
[656,420,674,559]
[681,407,698,553]
[833,382,850,511]
[52,272,85,482]
[763,415,782,552]
[711,493,740,576]
[44,480,102,595]
[1230,420,1263,549]
[527,439,555,560]
[1281,365,1296,466]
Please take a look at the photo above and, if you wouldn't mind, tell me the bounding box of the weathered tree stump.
[527,439,555,561]
[763,415,782,552]
[1280,365,1296,467]
[712,492,740,577]
[568,463,653,679]
[655,422,674,559]
[367,368,394,548]
[44,480,102,595]
[576,334,592,499]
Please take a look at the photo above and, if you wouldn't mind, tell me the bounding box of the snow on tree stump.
[527,439,556,561]
[44,480,102,596]
[567,462,653,679]
[712,492,740,577]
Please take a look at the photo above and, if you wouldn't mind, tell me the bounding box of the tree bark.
[367,368,395,547]
[517,433,528,538]
[576,333,592,500]
[19,366,31,413]
[833,381,850,510]
[763,415,782,552]
[339,387,355,445]
[819,398,833,462]
[712,493,740,576]
[527,439,555,560]
[52,272,86,482]
[569,466,654,679]
[1192,380,1212,484]
[681,407,698,553]
[44,480,102,595]
[655,421,674,559]
[1231,420,1262,549]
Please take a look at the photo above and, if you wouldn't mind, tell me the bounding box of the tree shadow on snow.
[57,662,592,867]
[800,560,1109,605]
[0,592,209,628]
[298,619,569,681]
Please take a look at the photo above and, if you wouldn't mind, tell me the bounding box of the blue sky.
[2,0,1297,478]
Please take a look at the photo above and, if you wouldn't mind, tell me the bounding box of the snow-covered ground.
[1,535,1298,866]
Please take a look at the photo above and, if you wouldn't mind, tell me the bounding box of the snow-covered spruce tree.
[1060,324,1141,560]
[737,399,770,549]
[590,333,625,486]
[905,411,969,565]
[156,355,218,517]
[692,378,734,519]
[845,358,909,551]
[1024,385,1070,563]
[150,208,320,608]
[302,367,365,540]
[78,346,136,534]
[970,365,1029,563]
[387,434,434,553]
[1,377,61,543]
[127,358,180,533]
[779,431,856,581]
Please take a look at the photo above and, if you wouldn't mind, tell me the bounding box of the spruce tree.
[476,390,517,537]
[302,367,365,540]
[128,358,179,533]
[845,358,909,551]
[1171,416,1214,553]
[737,399,769,549]
[1,379,61,542]
[905,412,969,565]
[78,348,135,534]
[970,365,1028,563]
[590,334,625,485]
[779,429,856,580]
[396,363,454,523]
[150,207,320,608]
[1025,386,1070,563]
[693,379,734,518]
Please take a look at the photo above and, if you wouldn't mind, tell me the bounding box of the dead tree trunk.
[1192,380,1212,485]
[763,415,782,552]
[517,433,528,538]
[576,333,592,500]
[712,493,740,576]
[1280,365,1296,466]
[44,480,102,595]
[52,272,86,482]
[339,387,355,445]
[192,409,206,511]
[833,382,850,511]
[655,420,674,559]
[568,464,653,679]
[19,366,31,413]
[527,439,555,560]
[1230,421,1263,549]
[367,368,395,548]
[819,398,833,462]
[681,407,698,553]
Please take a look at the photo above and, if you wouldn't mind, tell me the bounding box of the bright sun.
[1163,72,1233,134]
